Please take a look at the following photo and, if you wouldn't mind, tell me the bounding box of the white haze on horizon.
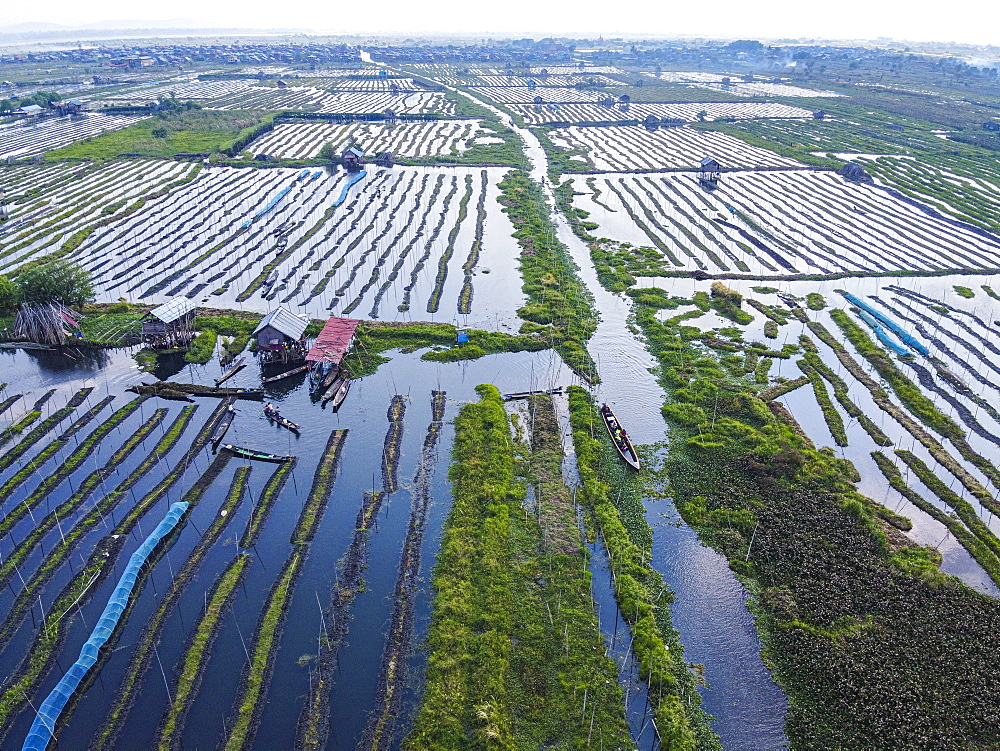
[0,0,998,47]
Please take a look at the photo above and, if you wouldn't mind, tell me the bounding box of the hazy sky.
[1,0,998,47]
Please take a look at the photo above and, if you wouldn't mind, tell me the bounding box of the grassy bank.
[497,170,599,380]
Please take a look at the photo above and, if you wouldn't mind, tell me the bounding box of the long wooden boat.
[215,357,246,386]
[264,408,300,432]
[600,403,640,470]
[322,372,349,405]
[221,444,293,463]
[328,376,352,410]
[502,386,564,401]
[262,364,309,385]
[211,401,237,449]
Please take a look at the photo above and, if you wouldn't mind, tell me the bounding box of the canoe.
[328,376,352,410]
[265,409,300,432]
[311,365,340,397]
[211,401,237,449]
[215,357,246,386]
[502,386,564,401]
[600,403,640,470]
[221,444,293,463]
[262,365,309,385]
[321,372,347,404]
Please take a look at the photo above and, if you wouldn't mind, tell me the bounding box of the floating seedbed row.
[470,86,609,104]
[248,119,486,159]
[511,100,815,125]
[69,164,511,320]
[574,171,1000,277]
[0,113,150,160]
[0,160,194,272]
[437,73,620,87]
[548,124,805,171]
[692,81,843,97]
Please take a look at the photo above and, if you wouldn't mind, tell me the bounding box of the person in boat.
[264,403,279,419]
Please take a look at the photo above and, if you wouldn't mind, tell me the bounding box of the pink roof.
[306,317,361,365]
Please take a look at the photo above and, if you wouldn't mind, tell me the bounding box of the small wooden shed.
[341,146,365,172]
[253,307,309,364]
[984,121,1000,132]
[699,156,721,187]
[375,151,394,167]
[142,297,196,348]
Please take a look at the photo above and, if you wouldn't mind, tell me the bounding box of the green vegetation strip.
[292,429,346,545]
[498,170,598,381]
[96,461,248,749]
[0,403,223,733]
[240,460,297,548]
[223,428,346,750]
[826,310,1000,493]
[567,387,718,748]
[871,451,1000,587]
[0,408,166,593]
[0,388,87,462]
[630,285,1000,747]
[344,321,548,378]
[799,345,893,447]
[223,548,301,751]
[797,360,848,446]
[0,395,132,534]
[156,552,251,749]
[405,385,630,749]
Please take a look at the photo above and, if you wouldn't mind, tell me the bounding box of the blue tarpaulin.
[844,293,929,356]
[332,170,367,208]
[22,502,189,751]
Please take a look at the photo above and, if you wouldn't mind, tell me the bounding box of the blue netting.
[856,310,912,358]
[332,170,367,208]
[22,502,189,751]
[844,293,929,356]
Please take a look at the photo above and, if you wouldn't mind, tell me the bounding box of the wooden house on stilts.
[141,297,196,348]
[699,156,721,188]
[254,307,309,364]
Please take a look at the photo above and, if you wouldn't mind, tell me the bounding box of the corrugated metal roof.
[306,317,361,364]
[148,297,196,324]
[253,307,308,340]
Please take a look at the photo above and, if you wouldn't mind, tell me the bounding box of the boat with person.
[221,444,293,463]
[264,403,300,432]
[600,403,640,470]
[210,400,237,450]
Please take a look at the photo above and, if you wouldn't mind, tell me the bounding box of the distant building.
[341,146,364,172]
[276,79,288,88]
[533,94,544,104]
[17,104,44,116]
[375,151,394,167]
[812,110,827,119]
[643,114,660,130]
[984,121,1000,132]
[618,94,631,104]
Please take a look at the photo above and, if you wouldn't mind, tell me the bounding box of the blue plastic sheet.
[22,502,189,751]
[844,293,929,356]
[332,170,367,208]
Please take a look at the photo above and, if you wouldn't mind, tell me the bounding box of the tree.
[318,141,338,161]
[0,275,20,313]
[17,260,94,308]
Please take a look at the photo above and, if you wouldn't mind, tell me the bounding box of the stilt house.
[342,146,364,172]
[254,307,309,364]
[699,156,721,187]
[142,297,196,348]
